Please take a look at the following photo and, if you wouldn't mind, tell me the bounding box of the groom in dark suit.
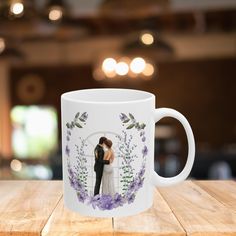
[94,136,110,196]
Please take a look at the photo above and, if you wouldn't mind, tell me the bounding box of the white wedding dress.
[102,150,115,196]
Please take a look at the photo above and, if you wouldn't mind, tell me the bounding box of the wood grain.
[1,181,236,236]
[113,188,186,236]
[41,198,113,236]
[159,181,236,236]
[195,181,236,212]
[0,181,62,236]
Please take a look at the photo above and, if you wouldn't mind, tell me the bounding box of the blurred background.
[0,0,236,180]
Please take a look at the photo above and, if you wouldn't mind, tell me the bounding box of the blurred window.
[11,106,58,159]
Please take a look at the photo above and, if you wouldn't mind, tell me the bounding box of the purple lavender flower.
[138,166,145,177]
[98,194,114,210]
[142,136,146,142]
[128,179,138,192]
[68,166,74,178]
[77,190,88,203]
[71,178,83,191]
[68,176,74,187]
[113,193,124,207]
[127,193,135,204]
[65,145,70,156]
[136,177,144,189]
[142,145,148,156]
[88,194,101,209]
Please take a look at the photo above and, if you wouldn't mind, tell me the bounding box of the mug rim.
[61,88,155,104]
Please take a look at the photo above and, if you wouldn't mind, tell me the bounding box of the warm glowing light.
[140,33,154,45]
[102,58,116,73]
[93,68,105,81]
[0,38,5,53]
[105,70,116,78]
[49,6,63,21]
[115,62,129,76]
[130,57,146,74]
[10,159,22,172]
[10,2,24,15]
[143,63,154,76]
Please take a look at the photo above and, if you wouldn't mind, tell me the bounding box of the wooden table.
[0,181,236,236]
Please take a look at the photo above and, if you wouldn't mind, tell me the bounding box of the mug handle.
[151,108,195,187]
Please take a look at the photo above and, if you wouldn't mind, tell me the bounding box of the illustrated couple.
[94,137,115,196]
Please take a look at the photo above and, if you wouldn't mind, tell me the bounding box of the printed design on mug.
[65,112,148,210]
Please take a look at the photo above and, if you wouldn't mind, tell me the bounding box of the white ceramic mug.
[61,88,195,217]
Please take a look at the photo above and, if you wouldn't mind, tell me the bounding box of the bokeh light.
[115,62,129,76]
[130,57,146,74]
[102,58,117,73]
[143,63,155,76]
[140,33,154,45]
[0,38,6,54]
[93,68,105,81]
[10,2,24,16]
[10,159,22,172]
[48,6,63,21]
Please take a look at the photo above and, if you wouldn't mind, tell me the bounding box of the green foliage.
[117,131,137,195]
[126,124,135,129]
[120,113,146,131]
[75,123,82,128]
[75,140,88,190]
[66,112,88,130]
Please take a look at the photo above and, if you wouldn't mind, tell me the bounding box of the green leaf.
[79,118,86,122]
[75,112,80,119]
[75,122,83,128]
[66,122,70,129]
[129,113,135,120]
[126,124,135,129]
[123,118,130,123]
[140,123,146,129]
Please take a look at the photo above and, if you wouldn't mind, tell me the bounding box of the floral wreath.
[65,112,148,210]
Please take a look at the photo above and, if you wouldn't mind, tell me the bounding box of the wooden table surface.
[0,180,236,236]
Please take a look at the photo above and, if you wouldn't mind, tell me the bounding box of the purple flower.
[127,193,135,204]
[128,180,137,192]
[77,190,88,203]
[136,177,144,189]
[72,179,83,191]
[113,193,125,207]
[142,145,148,156]
[98,194,114,210]
[88,194,101,209]
[142,136,146,142]
[138,167,145,177]
[68,166,74,178]
[65,145,70,156]
[129,176,144,192]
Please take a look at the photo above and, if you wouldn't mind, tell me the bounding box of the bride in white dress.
[102,139,115,196]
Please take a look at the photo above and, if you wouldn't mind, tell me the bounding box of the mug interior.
[62,88,154,103]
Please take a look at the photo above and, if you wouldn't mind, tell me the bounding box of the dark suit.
[94,144,109,195]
